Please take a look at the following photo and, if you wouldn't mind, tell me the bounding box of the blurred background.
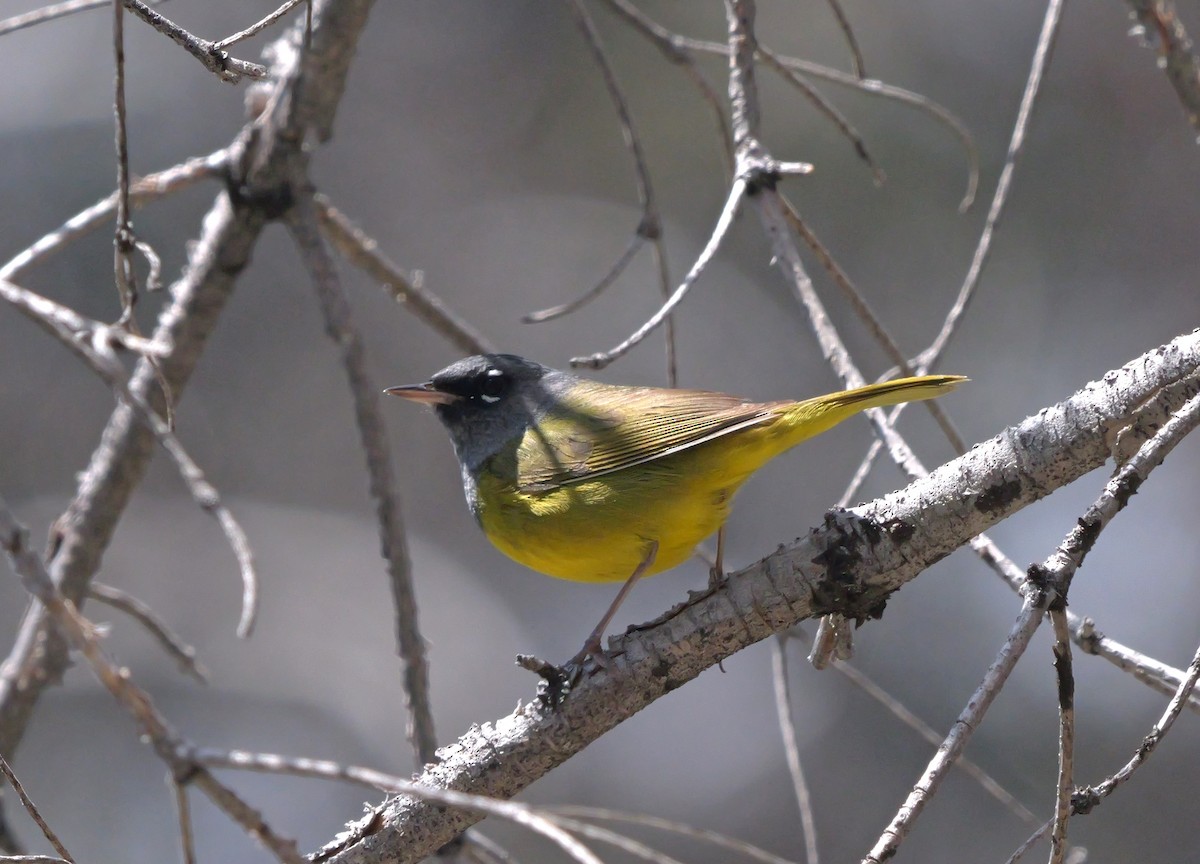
[2,1,1199,861]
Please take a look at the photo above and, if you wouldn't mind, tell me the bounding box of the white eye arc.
[478,367,507,403]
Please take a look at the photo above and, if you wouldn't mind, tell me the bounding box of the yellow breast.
[474,421,786,583]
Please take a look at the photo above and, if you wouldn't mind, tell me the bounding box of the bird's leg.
[708,525,726,588]
[568,540,659,670]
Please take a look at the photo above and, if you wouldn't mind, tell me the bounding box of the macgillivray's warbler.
[387,354,965,669]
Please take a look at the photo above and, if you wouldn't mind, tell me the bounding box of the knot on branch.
[807,509,890,624]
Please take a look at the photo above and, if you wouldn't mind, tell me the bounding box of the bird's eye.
[479,368,507,402]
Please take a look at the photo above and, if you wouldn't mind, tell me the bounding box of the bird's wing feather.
[516,381,782,491]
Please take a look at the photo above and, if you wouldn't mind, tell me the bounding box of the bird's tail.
[779,374,967,447]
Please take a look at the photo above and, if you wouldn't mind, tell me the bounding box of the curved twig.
[571,177,745,369]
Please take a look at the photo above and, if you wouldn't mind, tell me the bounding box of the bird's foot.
[516,639,607,708]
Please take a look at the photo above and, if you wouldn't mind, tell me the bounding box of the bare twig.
[777,197,968,454]
[1124,0,1200,133]
[461,831,516,864]
[522,232,642,323]
[570,177,745,369]
[676,36,978,210]
[0,149,230,282]
[288,191,438,768]
[1004,820,1053,864]
[756,46,884,184]
[0,757,72,863]
[862,596,1046,863]
[172,779,197,864]
[823,0,865,77]
[1063,390,1200,810]
[193,749,606,864]
[547,806,796,864]
[771,638,818,864]
[913,0,1066,374]
[0,277,255,636]
[123,0,267,82]
[0,857,70,864]
[560,0,677,382]
[87,582,209,683]
[112,0,136,325]
[716,6,1037,858]
[214,0,307,50]
[2,286,257,634]
[598,0,735,174]
[1049,609,1074,864]
[1073,616,1200,712]
[0,279,168,357]
[0,0,376,777]
[0,499,302,863]
[0,0,160,39]
[828,654,1040,827]
[314,195,494,355]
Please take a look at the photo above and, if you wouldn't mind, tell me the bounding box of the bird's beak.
[383,382,459,405]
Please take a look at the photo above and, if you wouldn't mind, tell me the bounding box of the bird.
[387,354,965,669]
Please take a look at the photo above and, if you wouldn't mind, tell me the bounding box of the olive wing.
[516,380,781,491]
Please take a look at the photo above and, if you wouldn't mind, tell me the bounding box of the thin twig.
[1063,391,1200,810]
[123,0,267,82]
[717,6,1037,858]
[0,279,168,357]
[828,655,1040,827]
[771,638,819,864]
[172,778,197,864]
[823,0,865,77]
[522,232,642,323]
[0,499,303,863]
[913,0,1065,374]
[1049,609,1074,864]
[288,190,438,768]
[87,582,209,683]
[193,748,606,864]
[1074,624,1200,810]
[570,177,745,369]
[657,30,979,210]
[112,0,136,325]
[777,197,967,454]
[756,46,884,184]
[462,831,517,864]
[0,278,257,637]
[537,816,687,864]
[213,0,307,50]
[1124,0,1200,133]
[598,0,735,175]
[314,195,494,355]
[1004,820,1053,864]
[0,149,230,282]
[562,0,677,383]
[0,0,161,39]
[547,806,795,864]
[0,757,72,863]
[1072,616,1200,713]
[0,0,374,776]
[862,597,1047,863]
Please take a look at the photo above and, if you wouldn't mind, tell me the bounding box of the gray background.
[2,1,1199,862]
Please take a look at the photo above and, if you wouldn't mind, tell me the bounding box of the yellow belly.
[475,426,783,583]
